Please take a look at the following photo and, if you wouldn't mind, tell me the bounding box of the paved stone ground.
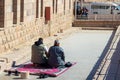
[0,28,113,80]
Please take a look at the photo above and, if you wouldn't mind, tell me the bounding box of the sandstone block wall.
[0,0,13,28]
[4,0,13,28]
[13,0,21,24]
[0,0,73,54]
[0,0,4,28]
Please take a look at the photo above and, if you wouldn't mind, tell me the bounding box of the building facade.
[0,0,73,54]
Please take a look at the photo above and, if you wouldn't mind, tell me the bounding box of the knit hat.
[54,40,60,45]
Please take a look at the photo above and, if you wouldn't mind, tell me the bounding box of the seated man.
[48,40,65,68]
[31,38,48,66]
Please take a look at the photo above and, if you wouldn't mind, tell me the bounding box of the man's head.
[38,38,43,42]
[54,40,60,46]
[34,41,38,46]
[38,38,43,45]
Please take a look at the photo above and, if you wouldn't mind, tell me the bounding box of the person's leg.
[58,65,65,68]
[40,57,48,67]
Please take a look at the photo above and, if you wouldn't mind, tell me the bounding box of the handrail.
[76,14,120,21]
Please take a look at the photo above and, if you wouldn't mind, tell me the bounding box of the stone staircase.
[73,20,120,27]
[81,27,116,30]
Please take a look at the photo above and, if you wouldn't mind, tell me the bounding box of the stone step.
[81,27,115,30]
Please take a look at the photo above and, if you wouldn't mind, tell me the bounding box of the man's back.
[48,46,65,67]
[31,44,46,64]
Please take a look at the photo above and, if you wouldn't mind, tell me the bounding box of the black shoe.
[8,71,12,76]
[43,74,48,78]
[15,70,19,76]
[39,74,48,79]
[39,74,43,79]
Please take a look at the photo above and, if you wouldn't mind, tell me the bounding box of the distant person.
[77,2,81,15]
[82,7,88,17]
[31,38,48,66]
[111,7,114,14]
[48,40,65,68]
[77,7,82,15]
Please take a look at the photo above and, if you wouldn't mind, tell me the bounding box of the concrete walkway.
[0,28,113,80]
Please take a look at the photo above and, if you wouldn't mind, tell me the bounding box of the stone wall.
[0,0,13,28]
[0,0,73,54]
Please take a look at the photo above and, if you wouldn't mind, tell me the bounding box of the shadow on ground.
[86,30,116,80]
[104,39,120,80]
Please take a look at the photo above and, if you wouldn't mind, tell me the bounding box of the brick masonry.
[0,0,73,54]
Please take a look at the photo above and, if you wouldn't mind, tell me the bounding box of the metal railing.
[76,14,120,21]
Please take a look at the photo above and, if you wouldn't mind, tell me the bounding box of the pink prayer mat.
[7,62,76,77]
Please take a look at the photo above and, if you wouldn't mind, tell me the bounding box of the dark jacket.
[48,46,65,67]
[31,43,47,64]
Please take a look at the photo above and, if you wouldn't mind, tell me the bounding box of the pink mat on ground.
[14,62,76,77]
